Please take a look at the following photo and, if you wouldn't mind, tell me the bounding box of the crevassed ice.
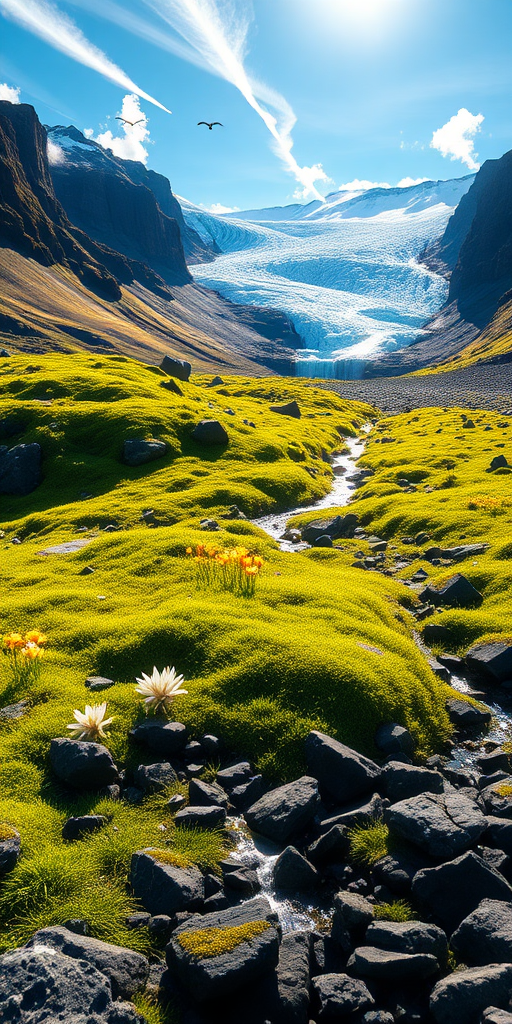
[179,176,474,378]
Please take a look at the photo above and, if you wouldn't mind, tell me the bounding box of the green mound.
[0,354,452,951]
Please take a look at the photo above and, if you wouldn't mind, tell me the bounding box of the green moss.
[494,783,512,797]
[374,900,417,922]
[347,820,390,865]
[0,824,17,841]
[149,848,191,869]
[177,920,270,958]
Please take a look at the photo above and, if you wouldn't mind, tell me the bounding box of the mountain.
[368,149,512,375]
[179,177,474,377]
[46,125,215,280]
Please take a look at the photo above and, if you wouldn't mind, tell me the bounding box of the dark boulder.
[318,793,385,833]
[485,816,512,855]
[478,750,511,775]
[412,851,512,932]
[430,963,512,1024]
[331,891,374,943]
[312,972,375,1020]
[160,354,191,381]
[25,925,149,999]
[365,920,448,965]
[466,642,512,684]
[129,850,204,915]
[301,513,358,544]
[231,775,265,811]
[489,455,509,470]
[188,778,228,809]
[373,848,434,896]
[385,790,486,859]
[50,738,118,790]
[134,762,177,793]
[312,534,333,548]
[375,723,415,757]
[0,827,21,877]
[244,776,320,843]
[122,439,166,466]
[305,730,380,804]
[174,805,227,829]
[0,946,143,1024]
[384,761,444,802]
[160,378,183,395]
[130,720,187,757]
[62,815,107,841]
[307,824,350,866]
[223,867,260,896]
[451,898,512,965]
[421,573,483,608]
[348,945,439,980]
[166,898,279,1001]
[273,846,319,890]
[270,400,301,419]
[192,419,229,445]
[0,442,42,495]
[481,779,512,818]
[85,676,115,692]
[447,697,492,728]
[216,762,253,791]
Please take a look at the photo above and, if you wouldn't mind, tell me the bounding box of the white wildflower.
[135,666,187,713]
[67,702,113,742]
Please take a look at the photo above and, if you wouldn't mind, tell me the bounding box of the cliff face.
[46,126,212,283]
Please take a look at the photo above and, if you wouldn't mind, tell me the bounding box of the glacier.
[179,175,474,378]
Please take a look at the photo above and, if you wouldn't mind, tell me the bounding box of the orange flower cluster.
[468,496,511,516]
[2,629,47,684]
[186,544,263,597]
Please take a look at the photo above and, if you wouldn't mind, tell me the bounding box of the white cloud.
[396,176,429,187]
[0,0,171,113]
[337,178,391,191]
[83,127,94,138]
[47,137,65,164]
[204,202,240,214]
[0,81,21,102]
[140,0,328,200]
[92,94,150,163]
[430,107,484,171]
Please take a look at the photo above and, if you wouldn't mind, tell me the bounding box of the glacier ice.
[180,175,475,378]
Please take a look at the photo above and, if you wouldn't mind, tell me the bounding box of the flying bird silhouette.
[198,121,223,130]
[116,116,145,127]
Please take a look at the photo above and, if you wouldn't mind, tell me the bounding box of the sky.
[0,0,511,211]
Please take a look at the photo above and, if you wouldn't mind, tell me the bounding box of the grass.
[0,353,456,952]
[374,900,417,922]
[347,820,391,866]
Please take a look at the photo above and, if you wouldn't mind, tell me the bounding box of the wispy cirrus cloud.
[0,0,171,112]
[430,107,484,171]
[0,81,21,101]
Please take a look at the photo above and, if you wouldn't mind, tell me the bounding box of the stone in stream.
[129,850,204,915]
[446,697,492,728]
[465,642,512,684]
[450,899,512,965]
[166,898,279,1001]
[220,930,312,1024]
[412,851,512,933]
[385,790,486,859]
[430,964,512,1024]
[0,946,143,1024]
[244,776,319,843]
[312,973,375,1020]
[305,730,380,804]
[130,719,188,756]
[25,925,149,999]
[50,738,119,790]
[301,513,359,544]
[478,750,511,775]
[365,921,448,965]
[273,846,319,890]
[348,946,440,981]
[230,775,266,811]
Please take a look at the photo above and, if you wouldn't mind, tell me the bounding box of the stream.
[232,425,512,933]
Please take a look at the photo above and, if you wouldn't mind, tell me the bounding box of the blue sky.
[1,0,511,210]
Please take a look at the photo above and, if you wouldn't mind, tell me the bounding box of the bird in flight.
[116,116,144,127]
[198,121,223,130]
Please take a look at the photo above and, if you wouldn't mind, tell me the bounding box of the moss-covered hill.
[0,353,454,955]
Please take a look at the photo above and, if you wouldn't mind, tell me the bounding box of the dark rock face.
[166,898,279,1001]
[430,963,512,1024]
[160,354,192,381]
[192,419,229,445]
[129,850,204,915]
[375,723,415,757]
[188,778,228,809]
[412,851,512,932]
[0,946,143,1023]
[466,642,512,684]
[319,793,384,833]
[451,898,512,965]
[130,720,187,757]
[244,776,320,843]
[269,400,301,418]
[490,454,509,470]
[0,442,41,495]
[174,805,227,829]
[301,513,359,544]
[134,761,177,793]
[307,824,350,866]
[446,697,492,728]
[312,972,375,1020]
[50,737,119,790]
[62,815,107,841]
[485,816,512,855]
[365,921,448,965]
[216,762,253,791]
[0,828,21,877]
[384,761,444,802]
[122,439,166,466]
[373,848,433,896]
[421,573,483,608]
[385,790,486,859]
[348,945,439,981]
[305,730,380,804]
[481,780,512,818]
[25,925,149,999]
[273,846,319,890]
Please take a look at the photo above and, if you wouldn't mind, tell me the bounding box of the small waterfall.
[294,356,366,380]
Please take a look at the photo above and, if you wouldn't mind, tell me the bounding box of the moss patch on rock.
[177,920,270,959]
